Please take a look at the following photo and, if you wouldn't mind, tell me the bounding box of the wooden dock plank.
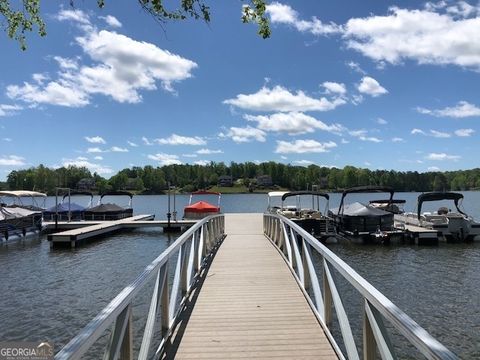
[165,213,338,360]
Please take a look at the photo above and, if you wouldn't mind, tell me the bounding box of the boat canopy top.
[100,191,133,200]
[338,186,394,215]
[417,192,466,219]
[0,190,47,198]
[99,191,133,208]
[62,191,94,201]
[267,191,288,198]
[281,191,329,201]
[369,199,406,204]
[331,202,391,217]
[191,190,221,196]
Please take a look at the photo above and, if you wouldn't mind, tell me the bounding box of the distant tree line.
[3,162,480,194]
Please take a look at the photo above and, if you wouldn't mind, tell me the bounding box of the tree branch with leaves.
[1,0,270,50]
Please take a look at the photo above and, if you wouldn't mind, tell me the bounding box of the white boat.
[267,191,336,242]
[0,191,45,241]
[394,192,480,242]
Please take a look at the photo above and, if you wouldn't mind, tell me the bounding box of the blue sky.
[1,0,480,179]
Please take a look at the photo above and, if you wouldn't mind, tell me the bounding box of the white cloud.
[155,134,206,146]
[344,6,480,70]
[110,146,129,152]
[346,61,366,75]
[430,130,451,138]
[428,166,441,171]
[322,81,346,95]
[411,128,451,138]
[0,155,25,166]
[294,160,315,166]
[55,9,91,26]
[266,2,343,36]
[0,104,22,117]
[244,112,345,135]
[417,101,480,118]
[100,15,122,28]
[269,3,480,71]
[2,138,12,142]
[182,154,198,158]
[425,152,461,161]
[127,141,138,147]
[194,160,210,166]
[7,10,197,107]
[275,139,337,154]
[85,136,106,144]
[86,147,104,153]
[376,118,387,125]
[148,153,182,165]
[392,137,404,142]
[221,126,267,143]
[411,128,426,135]
[455,128,475,137]
[142,136,153,145]
[94,156,103,160]
[196,148,223,154]
[357,77,388,97]
[53,56,78,70]
[350,129,383,142]
[223,85,346,112]
[32,73,48,84]
[341,138,350,144]
[7,80,89,107]
[62,157,113,174]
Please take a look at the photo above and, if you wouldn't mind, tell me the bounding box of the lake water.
[0,192,479,358]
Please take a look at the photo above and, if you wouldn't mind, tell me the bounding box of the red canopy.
[184,201,220,213]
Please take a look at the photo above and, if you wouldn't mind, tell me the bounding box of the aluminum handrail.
[55,214,225,360]
[264,213,457,360]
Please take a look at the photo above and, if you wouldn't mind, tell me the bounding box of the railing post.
[193,228,201,272]
[364,299,376,360]
[161,263,170,337]
[323,260,333,327]
[181,238,193,296]
[138,265,168,360]
[103,304,133,360]
[169,244,186,323]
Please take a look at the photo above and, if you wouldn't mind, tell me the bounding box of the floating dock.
[47,215,196,248]
[160,214,338,359]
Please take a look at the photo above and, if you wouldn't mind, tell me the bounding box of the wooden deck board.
[165,213,338,359]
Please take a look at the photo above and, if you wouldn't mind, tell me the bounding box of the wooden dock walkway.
[48,214,155,247]
[165,213,338,359]
[43,219,196,231]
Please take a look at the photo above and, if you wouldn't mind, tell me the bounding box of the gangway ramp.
[165,213,338,359]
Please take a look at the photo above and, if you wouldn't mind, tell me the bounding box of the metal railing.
[263,214,457,360]
[55,214,225,360]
